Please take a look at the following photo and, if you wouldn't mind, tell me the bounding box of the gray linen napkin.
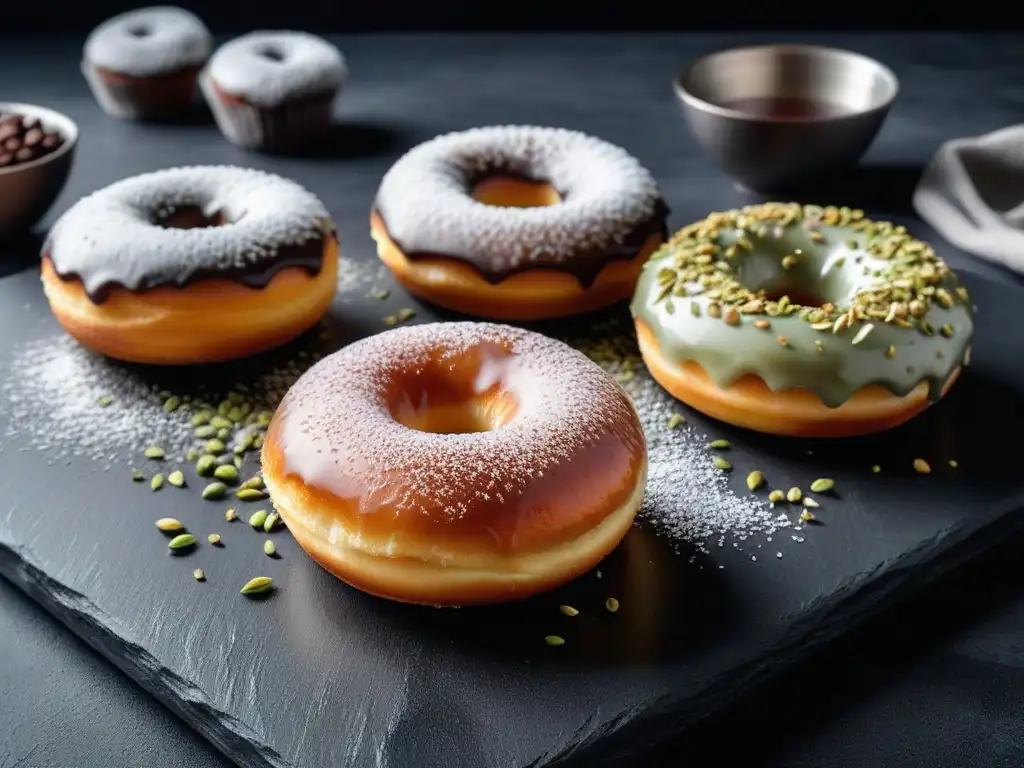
[913,124,1024,274]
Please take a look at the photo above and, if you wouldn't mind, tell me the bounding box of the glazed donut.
[371,126,668,321]
[41,166,338,365]
[82,6,212,120]
[631,202,974,438]
[261,322,648,606]
[201,31,347,153]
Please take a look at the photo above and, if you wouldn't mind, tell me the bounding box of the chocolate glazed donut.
[371,125,669,321]
[41,165,340,365]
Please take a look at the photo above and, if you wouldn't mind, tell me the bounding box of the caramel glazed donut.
[371,126,669,321]
[631,202,975,438]
[262,322,648,606]
[41,166,339,365]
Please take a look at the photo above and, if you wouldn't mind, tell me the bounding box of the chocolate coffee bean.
[23,128,43,147]
[0,111,64,169]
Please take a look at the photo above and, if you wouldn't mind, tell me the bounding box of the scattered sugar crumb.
[336,256,389,302]
[0,334,309,463]
[562,317,791,557]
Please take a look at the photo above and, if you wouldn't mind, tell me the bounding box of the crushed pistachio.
[768,489,785,504]
[786,487,803,503]
[708,439,731,449]
[201,482,228,500]
[544,635,566,647]
[240,576,273,596]
[746,470,765,491]
[809,478,835,494]
[559,605,579,617]
[712,456,732,471]
[913,458,932,474]
[167,533,196,551]
[605,597,620,613]
[667,413,685,430]
[647,203,966,345]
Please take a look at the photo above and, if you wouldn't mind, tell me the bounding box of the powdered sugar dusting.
[560,318,792,555]
[275,322,645,524]
[207,31,346,108]
[0,314,791,559]
[84,6,212,77]
[0,334,307,465]
[335,255,389,301]
[47,166,332,297]
[375,126,663,273]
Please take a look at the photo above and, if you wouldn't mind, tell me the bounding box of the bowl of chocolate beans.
[0,102,78,240]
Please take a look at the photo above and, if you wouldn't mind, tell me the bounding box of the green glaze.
[630,202,974,408]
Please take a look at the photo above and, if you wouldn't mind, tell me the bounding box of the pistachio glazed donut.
[631,202,974,437]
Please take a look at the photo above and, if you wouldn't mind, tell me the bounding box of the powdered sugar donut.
[371,125,668,320]
[82,6,212,120]
[201,31,347,153]
[262,321,648,606]
[41,166,340,365]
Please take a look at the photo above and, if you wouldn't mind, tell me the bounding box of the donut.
[631,202,974,438]
[201,32,347,153]
[82,6,212,120]
[371,126,668,321]
[41,166,339,365]
[261,322,648,606]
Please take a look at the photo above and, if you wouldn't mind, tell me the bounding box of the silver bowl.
[0,102,78,241]
[674,44,899,193]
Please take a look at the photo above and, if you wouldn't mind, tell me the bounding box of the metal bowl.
[0,102,78,241]
[674,44,898,193]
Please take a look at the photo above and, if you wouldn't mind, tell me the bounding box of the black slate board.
[2,33,1024,768]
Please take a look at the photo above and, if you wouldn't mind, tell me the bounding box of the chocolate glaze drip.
[47,228,335,305]
[376,198,670,290]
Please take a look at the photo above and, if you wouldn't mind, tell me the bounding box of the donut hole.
[735,251,859,309]
[154,206,228,230]
[126,24,153,37]
[758,283,828,308]
[255,45,287,63]
[388,345,521,435]
[471,175,562,208]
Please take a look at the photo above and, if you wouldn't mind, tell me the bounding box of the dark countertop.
[1,32,1023,768]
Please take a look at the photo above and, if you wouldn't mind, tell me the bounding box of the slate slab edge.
[3,491,1023,768]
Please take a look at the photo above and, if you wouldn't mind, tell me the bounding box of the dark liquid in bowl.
[718,96,851,121]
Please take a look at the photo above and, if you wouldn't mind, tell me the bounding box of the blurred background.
[0,0,1012,33]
